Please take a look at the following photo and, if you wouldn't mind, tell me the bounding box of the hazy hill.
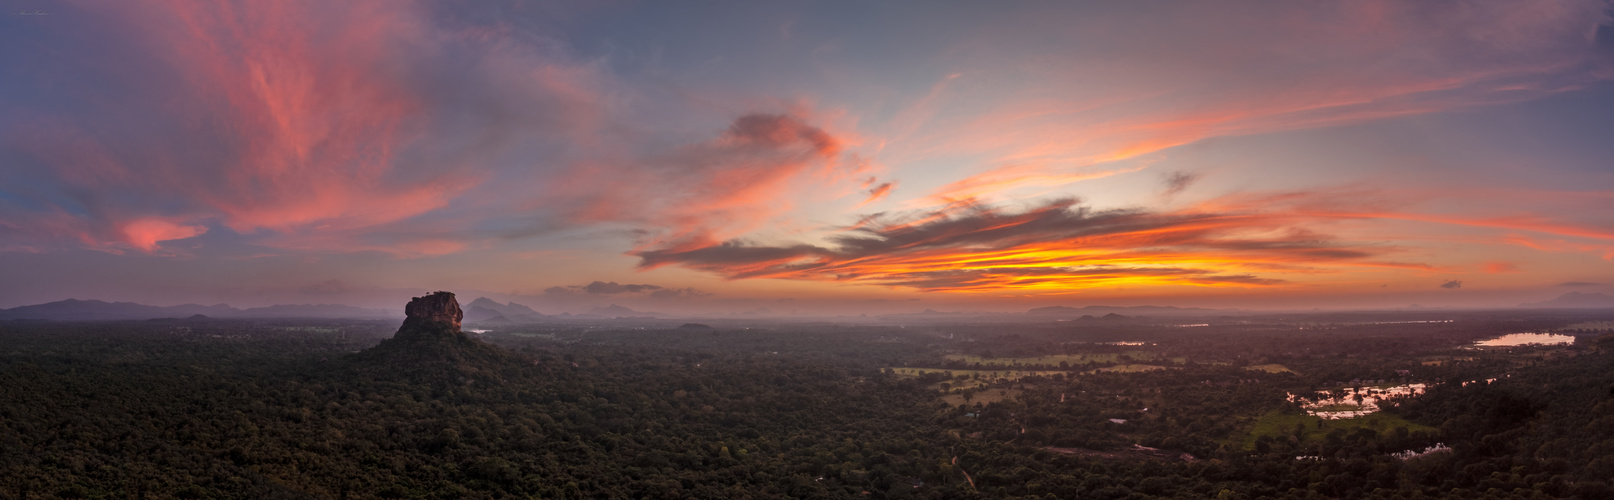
[464,297,549,323]
[1519,292,1614,309]
[0,299,396,321]
[0,299,235,321]
[234,304,397,319]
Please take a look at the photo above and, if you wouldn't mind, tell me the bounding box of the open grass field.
[1246,364,1295,373]
[1088,364,1169,373]
[1242,409,1438,450]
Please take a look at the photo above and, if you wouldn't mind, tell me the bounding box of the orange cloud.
[634,181,1614,293]
[634,197,1416,292]
[1503,235,1614,262]
[857,181,896,207]
[1483,261,1520,274]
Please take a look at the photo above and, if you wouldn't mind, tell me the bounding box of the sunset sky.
[2,1,1612,314]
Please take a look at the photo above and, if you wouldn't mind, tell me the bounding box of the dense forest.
[2,310,1613,499]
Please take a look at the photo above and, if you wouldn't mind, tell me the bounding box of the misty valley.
[3,294,1613,499]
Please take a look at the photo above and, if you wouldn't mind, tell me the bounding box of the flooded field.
[1474,333,1574,346]
[1288,383,1427,419]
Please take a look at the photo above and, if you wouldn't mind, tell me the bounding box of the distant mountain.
[234,304,396,319]
[1027,305,1222,316]
[0,299,233,321]
[466,297,541,316]
[463,306,504,323]
[464,297,549,323]
[0,299,396,321]
[1519,292,1614,309]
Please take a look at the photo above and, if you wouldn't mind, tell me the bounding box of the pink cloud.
[120,218,207,253]
[550,112,859,253]
[1,0,611,255]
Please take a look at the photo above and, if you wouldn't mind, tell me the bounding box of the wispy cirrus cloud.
[1160,172,1200,197]
[882,1,1614,202]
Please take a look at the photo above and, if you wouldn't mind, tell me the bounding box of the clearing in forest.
[1242,409,1438,451]
[1088,364,1169,373]
[1246,364,1295,374]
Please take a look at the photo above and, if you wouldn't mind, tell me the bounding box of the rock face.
[394,291,465,341]
[406,291,463,329]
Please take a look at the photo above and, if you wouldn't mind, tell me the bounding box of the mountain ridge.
[463,297,549,323]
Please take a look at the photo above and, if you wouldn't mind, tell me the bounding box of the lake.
[1474,333,1574,347]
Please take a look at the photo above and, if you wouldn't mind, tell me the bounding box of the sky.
[1,0,1612,314]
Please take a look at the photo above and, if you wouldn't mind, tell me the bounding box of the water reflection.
[1473,333,1574,346]
[1287,383,1427,419]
